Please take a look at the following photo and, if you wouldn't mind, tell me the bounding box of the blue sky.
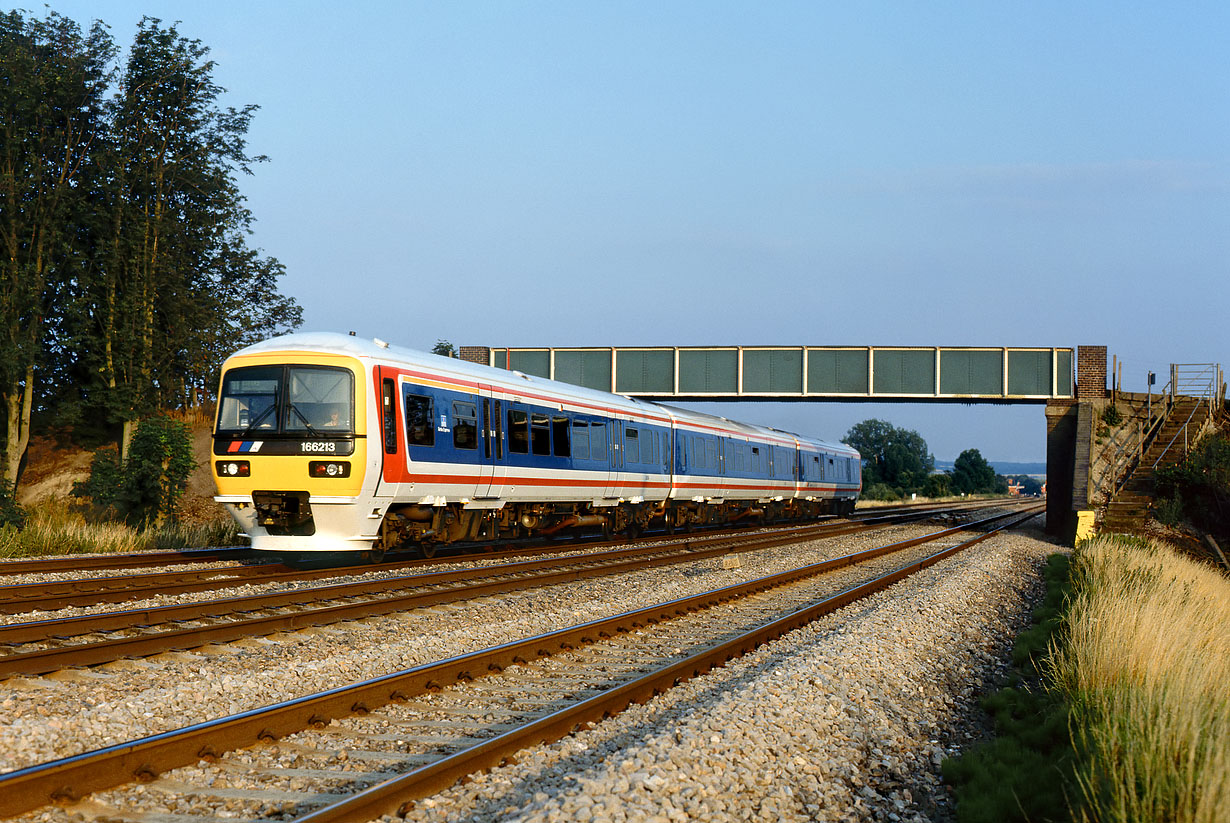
[42,2,1229,462]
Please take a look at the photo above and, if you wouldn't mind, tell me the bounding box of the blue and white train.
[212,333,861,559]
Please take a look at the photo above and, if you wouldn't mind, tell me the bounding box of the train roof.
[228,333,858,458]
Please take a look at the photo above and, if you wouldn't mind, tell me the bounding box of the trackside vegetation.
[0,502,239,559]
[942,553,1078,822]
[1056,536,1229,822]
[946,537,1230,822]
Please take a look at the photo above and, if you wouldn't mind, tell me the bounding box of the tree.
[951,448,1001,494]
[72,414,195,526]
[0,10,114,483]
[1009,475,1044,496]
[844,418,935,494]
[432,339,456,357]
[0,10,300,490]
[68,17,300,456]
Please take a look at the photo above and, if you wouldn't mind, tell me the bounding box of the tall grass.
[1050,536,1230,823]
[0,500,242,558]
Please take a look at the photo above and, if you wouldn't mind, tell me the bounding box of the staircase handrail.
[1091,419,1145,503]
[1151,397,1209,470]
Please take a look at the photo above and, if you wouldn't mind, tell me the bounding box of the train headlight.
[309,461,351,478]
[216,461,250,477]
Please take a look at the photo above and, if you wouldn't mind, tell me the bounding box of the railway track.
[0,498,1013,615]
[0,506,1040,819]
[0,502,1031,679]
[0,547,255,577]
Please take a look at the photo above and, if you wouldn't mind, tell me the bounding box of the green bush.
[73,416,196,527]
[863,482,901,501]
[1100,405,1123,427]
[1152,433,1230,541]
[0,480,26,530]
[943,554,1078,823]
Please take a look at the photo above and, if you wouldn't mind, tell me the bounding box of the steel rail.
[0,509,953,677]
[0,502,1031,676]
[0,547,256,577]
[0,499,1012,614]
[0,500,1005,649]
[0,563,299,612]
[303,508,1043,823]
[0,506,1038,818]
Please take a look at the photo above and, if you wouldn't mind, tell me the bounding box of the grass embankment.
[946,536,1229,823]
[0,501,241,558]
[1056,536,1229,823]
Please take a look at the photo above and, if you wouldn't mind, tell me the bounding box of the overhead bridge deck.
[460,346,1075,403]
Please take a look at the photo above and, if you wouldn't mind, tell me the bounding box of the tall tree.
[951,448,1001,494]
[844,418,935,492]
[80,17,299,453]
[0,10,114,483]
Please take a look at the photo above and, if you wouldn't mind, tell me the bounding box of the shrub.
[1152,433,1230,541]
[0,480,26,530]
[1100,405,1123,427]
[863,483,900,501]
[73,416,196,527]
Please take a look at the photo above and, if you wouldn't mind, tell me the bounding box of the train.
[211,333,862,559]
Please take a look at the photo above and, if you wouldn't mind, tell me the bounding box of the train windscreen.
[217,365,354,435]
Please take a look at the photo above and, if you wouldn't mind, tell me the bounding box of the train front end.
[212,345,378,554]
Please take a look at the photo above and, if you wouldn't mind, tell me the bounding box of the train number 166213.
[301,442,337,453]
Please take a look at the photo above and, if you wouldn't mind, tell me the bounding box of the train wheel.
[367,548,386,564]
[420,543,437,559]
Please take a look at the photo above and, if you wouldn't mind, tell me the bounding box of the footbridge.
[459,345,1224,544]
[462,345,1075,402]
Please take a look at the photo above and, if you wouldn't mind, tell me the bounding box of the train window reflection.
[508,409,529,454]
[571,420,590,459]
[286,367,354,433]
[452,401,477,450]
[531,413,551,455]
[218,366,280,432]
[403,393,434,446]
[591,422,607,458]
[625,428,639,463]
[552,416,570,457]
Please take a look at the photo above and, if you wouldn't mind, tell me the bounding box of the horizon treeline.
[0,9,302,489]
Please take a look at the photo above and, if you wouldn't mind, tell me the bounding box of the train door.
[375,366,399,495]
[605,419,622,498]
[475,387,506,498]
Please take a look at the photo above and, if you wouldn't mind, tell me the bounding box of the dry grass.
[1050,535,1230,823]
[0,500,242,559]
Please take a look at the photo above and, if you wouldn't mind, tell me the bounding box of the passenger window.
[625,428,639,464]
[552,416,571,457]
[453,401,477,450]
[531,413,551,455]
[404,392,434,447]
[508,409,529,454]
[591,422,607,458]
[572,420,590,459]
